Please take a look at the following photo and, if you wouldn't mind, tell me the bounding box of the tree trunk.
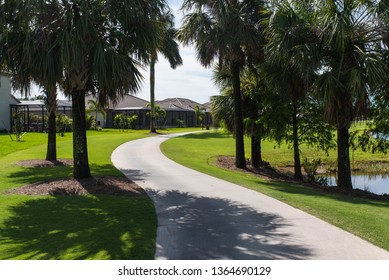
[46,112,57,160]
[45,89,57,161]
[72,89,91,179]
[149,55,157,133]
[337,125,353,191]
[251,124,262,168]
[292,106,303,180]
[231,62,246,169]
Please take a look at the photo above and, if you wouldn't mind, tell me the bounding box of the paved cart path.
[111,133,389,260]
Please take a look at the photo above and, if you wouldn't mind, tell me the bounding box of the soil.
[215,155,389,201]
[10,160,147,197]
[17,159,73,168]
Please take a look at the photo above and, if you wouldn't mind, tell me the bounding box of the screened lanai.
[10,99,72,132]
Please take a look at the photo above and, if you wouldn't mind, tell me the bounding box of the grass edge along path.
[0,128,199,260]
[160,131,389,252]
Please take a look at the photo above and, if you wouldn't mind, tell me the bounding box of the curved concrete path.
[111,133,389,260]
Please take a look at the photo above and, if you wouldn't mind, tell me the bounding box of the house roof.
[11,95,21,104]
[58,99,72,107]
[107,95,149,109]
[156,98,203,111]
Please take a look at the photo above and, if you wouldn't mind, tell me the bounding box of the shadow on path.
[146,189,313,260]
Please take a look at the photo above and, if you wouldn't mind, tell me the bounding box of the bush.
[56,113,72,135]
[176,119,184,128]
[12,110,25,142]
[114,114,138,131]
[85,115,95,130]
[303,157,324,184]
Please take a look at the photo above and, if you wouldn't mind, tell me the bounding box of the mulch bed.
[16,159,73,168]
[10,159,147,197]
[8,176,147,197]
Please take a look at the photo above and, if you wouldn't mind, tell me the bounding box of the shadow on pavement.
[119,169,151,181]
[146,189,313,260]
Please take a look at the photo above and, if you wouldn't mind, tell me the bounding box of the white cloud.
[137,45,218,104]
[14,0,219,105]
[135,0,219,104]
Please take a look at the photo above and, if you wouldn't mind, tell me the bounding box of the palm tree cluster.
[0,0,182,179]
[180,0,389,191]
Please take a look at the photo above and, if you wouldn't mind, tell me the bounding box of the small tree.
[147,103,167,130]
[12,110,25,142]
[194,105,206,128]
[86,99,106,129]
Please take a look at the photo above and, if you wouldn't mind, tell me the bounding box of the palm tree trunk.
[251,124,262,168]
[45,89,57,161]
[292,105,303,180]
[150,54,157,133]
[46,112,57,160]
[337,125,353,191]
[231,61,246,169]
[95,111,98,129]
[72,89,91,179]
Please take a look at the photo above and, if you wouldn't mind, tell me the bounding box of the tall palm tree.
[264,0,318,180]
[149,12,182,133]
[2,0,169,179]
[313,0,387,190]
[179,0,264,168]
[0,0,62,161]
[211,66,269,168]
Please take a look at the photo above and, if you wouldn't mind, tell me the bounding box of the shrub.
[56,113,72,135]
[85,115,95,130]
[303,157,326,185]
[176,119,184,128]
[12,110,25,142]
[114,114,138,131]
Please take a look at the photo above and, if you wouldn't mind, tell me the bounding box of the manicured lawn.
[161,131,389,252]
[0,127,198,260]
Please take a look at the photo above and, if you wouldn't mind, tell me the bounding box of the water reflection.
[324,174,389,195]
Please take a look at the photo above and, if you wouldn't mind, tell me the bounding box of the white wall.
[0,75,15,130]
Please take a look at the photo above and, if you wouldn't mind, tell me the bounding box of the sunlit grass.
[0,127,198,259]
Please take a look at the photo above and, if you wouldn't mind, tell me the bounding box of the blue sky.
[14,0,218,105]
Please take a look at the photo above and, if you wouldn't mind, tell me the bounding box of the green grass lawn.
[0,127,198,260]
[161,130,389,252]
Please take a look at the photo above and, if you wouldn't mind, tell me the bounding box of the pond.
[323,174,389,195]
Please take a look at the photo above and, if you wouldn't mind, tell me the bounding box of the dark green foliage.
[85,115,95,130]
[56,113,72,134]
[113,114,138,131]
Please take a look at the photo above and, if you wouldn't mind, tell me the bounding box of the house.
[3,80,212,131]
[0,74,19,131]
[10,99,72,132]
[105,96,211,129]
[104,95,150,129]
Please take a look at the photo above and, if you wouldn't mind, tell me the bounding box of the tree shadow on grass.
[0,195,156,259]
[146,189,313,260]
[175,131,231,140]
[6,164,124,187]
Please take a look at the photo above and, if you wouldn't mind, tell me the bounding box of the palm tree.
[0,0,62,161]
[313,0,387,190]
[211,66,269,168]
[194,105,206,127]
[2,0,169,179]
[87,99,106,129]
[264,1,318,180]
[179,0,264,169]
[149,12,182,133]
